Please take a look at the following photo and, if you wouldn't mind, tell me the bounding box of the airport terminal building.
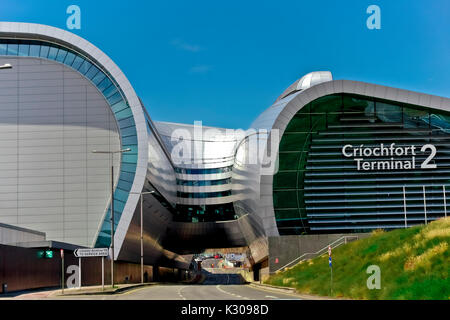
[0,22,449,269]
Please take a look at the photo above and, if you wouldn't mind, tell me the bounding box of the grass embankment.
[265,218,450,299]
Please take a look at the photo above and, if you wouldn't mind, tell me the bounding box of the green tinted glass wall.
[273,93,450,234]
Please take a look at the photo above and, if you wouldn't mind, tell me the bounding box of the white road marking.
[177,286,187,300]
[265,295,279,299]
[216,285,250,300]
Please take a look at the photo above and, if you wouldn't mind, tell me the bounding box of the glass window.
[119,171,135,182]
[85,65,100,80]
[6,43,18,56]
[63,52,76,66]
[91,70,106,85]
[403,105,429,129]
[278,152,300,171]
[177,191,232,198]
[118,178,133,190]
[113,199,126,212]
[29,44,40,57]
[55,49,68,62]
[39,45,50,58]
[273,190,297,208]
[0,43,7,55]
[430,112,450,132]
[18,43,29,56]
[279,133,308,152]
[120,125,137,137]
[122,135,137,145]
[47,46,58,60]
[114,188,129,202]
[121,154,138,164]
[176,178,231,186]
[285,113,310,133]
[78,59,93,75]
[312,95,341,114]
[107,91,122,105]
[71,55,84,70]
[111,100,128,113]
[115,107,133,120]
[275,209,302,220]
[177,167,221,174]
[118,116,135,129]
[97,77,113,92]
[273,172,297,189]
[121,163,137,173]
[102,84,117,98]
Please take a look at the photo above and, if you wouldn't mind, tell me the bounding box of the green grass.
[265,217,450,300]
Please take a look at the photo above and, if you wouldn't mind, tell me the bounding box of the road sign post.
[60,249,64,294]
[328,245,333,296]
[74,248,109,289]
[74,248,109,258]
[102,257,105,291]
[78,258,81,288]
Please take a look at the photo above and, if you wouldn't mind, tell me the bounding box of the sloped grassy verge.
[265,218,450,300]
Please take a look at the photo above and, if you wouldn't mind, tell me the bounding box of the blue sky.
[2,0,449,128]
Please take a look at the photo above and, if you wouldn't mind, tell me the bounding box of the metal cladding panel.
[154,121,239,205]
[0,23,176,263]
[0,57,120,247]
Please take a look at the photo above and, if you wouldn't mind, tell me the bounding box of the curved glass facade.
[177,190,232,198]
[174,203,237,222]
[274,93,450,235]
[0,39,138,247]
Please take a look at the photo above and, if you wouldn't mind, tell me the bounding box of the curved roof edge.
[257,79,450,236]
[275,71,332,102]
[0,22,148,257]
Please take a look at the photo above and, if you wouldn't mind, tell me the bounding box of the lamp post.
[130,190,155,283]
[0,63,12,69]
[92,148,131,287]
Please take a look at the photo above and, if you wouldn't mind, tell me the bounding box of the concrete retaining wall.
[268,233,370,273]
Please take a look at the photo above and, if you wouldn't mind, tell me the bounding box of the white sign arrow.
[74,248,109,258]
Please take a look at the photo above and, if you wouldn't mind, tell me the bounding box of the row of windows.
[174,203,237,222]
[175,166,233,175]
[1,38,139,247]
[176,178,231,186]
[0,40,128,115]
[177,190,232,198]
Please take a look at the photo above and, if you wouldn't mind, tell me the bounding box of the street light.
[92,148,131,287]
[130,190,155,283]
[0,63,12,69]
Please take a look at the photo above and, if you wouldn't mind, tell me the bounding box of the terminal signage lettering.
[342,143,437,171]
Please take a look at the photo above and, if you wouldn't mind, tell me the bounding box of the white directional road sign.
[74,248,109,258]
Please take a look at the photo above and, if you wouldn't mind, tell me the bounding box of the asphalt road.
[1,267,301,300]
[46,270,301,300]
[46,283,300,300]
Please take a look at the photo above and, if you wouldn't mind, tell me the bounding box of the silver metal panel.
[0,57,120,247]
[0,22,149,259]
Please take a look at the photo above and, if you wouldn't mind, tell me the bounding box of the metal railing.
[271,235,359,274]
